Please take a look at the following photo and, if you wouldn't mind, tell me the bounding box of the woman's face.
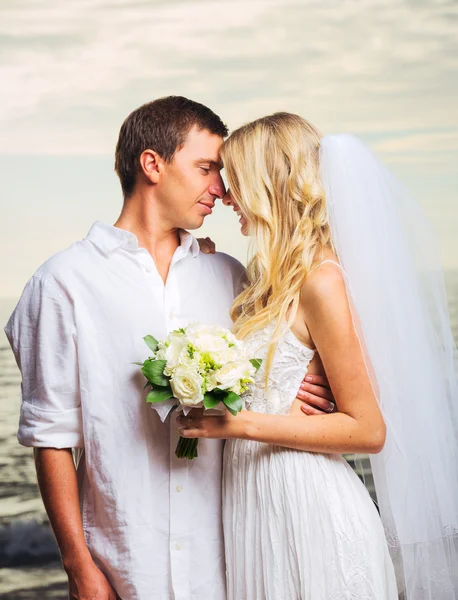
[222,190,250,236]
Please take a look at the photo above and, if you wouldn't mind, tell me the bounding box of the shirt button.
[176,485,183,493]
[175,543,182,551]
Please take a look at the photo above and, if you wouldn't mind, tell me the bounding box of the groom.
[5,96,334,600]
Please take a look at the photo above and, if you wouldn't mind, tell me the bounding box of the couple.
[5,96,458,599]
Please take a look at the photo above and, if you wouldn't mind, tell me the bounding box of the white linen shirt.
[5,221,245,600]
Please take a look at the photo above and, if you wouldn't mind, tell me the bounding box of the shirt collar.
[85,221,200,258]
[178,229,200,258]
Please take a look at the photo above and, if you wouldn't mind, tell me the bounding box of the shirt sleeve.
[4,275,84,449]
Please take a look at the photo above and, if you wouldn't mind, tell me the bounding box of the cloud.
[368,129,458,170]
[373,130,458,153]
[0,0,457,161]
[0,0,457,294]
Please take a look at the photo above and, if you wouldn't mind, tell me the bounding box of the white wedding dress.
[223,319,398,600]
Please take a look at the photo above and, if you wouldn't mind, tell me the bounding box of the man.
[5,96,334,599]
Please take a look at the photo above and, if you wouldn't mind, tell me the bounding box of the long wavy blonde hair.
[221,112,333,377]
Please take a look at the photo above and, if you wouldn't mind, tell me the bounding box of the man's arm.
[5,277,117,599]
[35,448,117,599]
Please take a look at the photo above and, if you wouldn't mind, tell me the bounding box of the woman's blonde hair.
[221,112,333,377]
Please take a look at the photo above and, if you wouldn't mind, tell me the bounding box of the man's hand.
[67,560,118,599]
[197,236,216,254]
[296,374,336,415]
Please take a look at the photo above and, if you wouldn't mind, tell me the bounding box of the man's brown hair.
[114,96,228,198]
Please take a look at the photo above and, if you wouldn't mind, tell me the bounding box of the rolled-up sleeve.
[4,275,84,449]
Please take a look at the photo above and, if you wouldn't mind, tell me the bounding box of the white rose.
[223,330,239,347]
[216,361,253,391]
[171,367,204,406]
[195,333,228,356]
[217,337,246,366]
[205,372,218,392]
[155,347,167,361]
[163,333,188,376]
[229,380,243,396]
[211,346,233,367]
[177,347,201,369]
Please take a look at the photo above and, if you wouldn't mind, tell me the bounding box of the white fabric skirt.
[223,439,398,600]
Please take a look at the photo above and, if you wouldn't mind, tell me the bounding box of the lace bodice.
[242,321,315,415]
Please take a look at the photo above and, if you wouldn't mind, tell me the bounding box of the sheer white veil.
[319,134,458,599]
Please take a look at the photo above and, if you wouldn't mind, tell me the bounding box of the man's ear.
[139,149,163,184]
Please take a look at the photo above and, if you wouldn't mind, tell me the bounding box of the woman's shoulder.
[300,256,347,314]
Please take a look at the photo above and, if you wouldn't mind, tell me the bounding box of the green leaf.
[143,335,159,353]
[146,387,174,403]
[223,392,242,416]
[132,361,144,366]
[250,358,263,371]
[203,392,222,409]
[141,360,169,386]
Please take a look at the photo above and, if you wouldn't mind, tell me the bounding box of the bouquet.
[135,323,261,459]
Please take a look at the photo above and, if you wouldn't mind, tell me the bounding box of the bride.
[177,113,458,599]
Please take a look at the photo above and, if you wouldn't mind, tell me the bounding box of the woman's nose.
[222,191,233,206]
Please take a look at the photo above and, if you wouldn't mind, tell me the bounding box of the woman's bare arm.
[178,263,386,454]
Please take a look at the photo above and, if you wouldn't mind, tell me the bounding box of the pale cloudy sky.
[1,0,457,297]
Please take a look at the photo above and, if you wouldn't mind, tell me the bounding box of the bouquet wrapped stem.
[175,436,199,459]
[135,324,261,460]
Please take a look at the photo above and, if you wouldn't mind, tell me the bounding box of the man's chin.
[184,215,208,231]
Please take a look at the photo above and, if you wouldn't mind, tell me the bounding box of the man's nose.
[208,174,227,200]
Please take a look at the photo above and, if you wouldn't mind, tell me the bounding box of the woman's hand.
[197,237,216,254]
[176,386,333,441]
[176,408,246,440]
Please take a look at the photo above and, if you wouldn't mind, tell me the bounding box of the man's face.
[156,126,226,230]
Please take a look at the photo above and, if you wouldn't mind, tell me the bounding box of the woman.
[178,114,458,599]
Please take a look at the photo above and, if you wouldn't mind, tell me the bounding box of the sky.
[1,0,457,298]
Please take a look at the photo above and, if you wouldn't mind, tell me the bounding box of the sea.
[1,271,458,598]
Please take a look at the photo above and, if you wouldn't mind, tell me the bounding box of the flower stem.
[175,436,199,459]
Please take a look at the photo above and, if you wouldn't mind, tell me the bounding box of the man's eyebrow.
[195,158,224,169]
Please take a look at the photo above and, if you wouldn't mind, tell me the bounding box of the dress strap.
[308,259,343,276]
